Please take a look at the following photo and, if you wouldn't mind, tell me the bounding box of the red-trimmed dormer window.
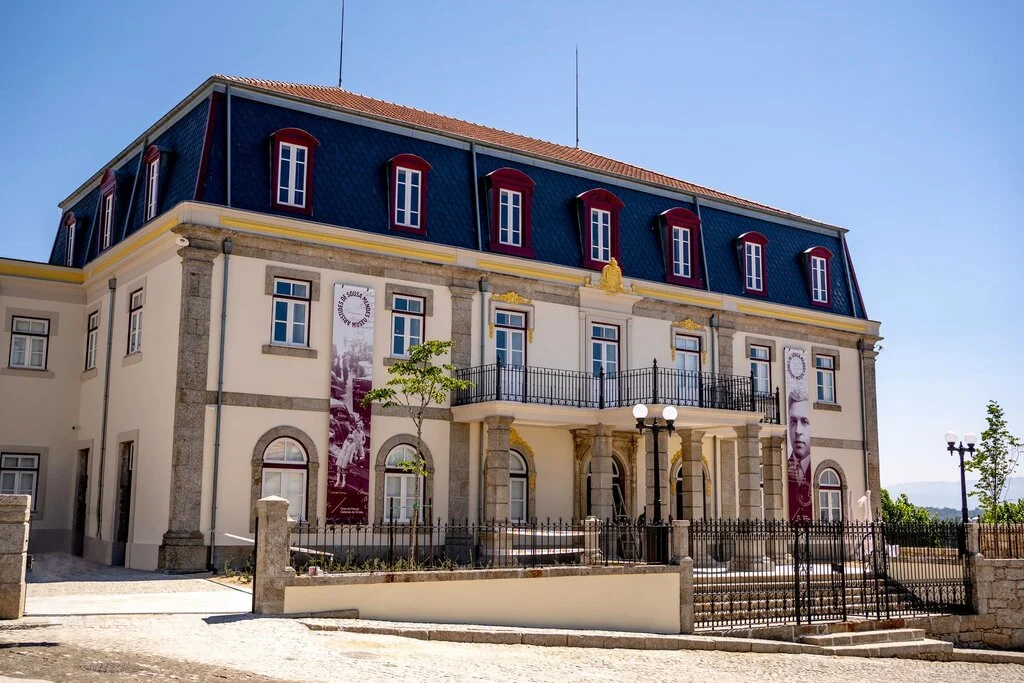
[270,128,319,215]
[388,153,431,235]
[64,214,76,267]
[737,231,768,297]
[578,189,623,271]
[486,168,535,258]
[661,207,703,288]
[804,246,834,308]
[144,145,162,221]
[99,169,116,251]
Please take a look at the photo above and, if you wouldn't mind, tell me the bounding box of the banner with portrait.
[784,347,813,520]
[327,284,375,523]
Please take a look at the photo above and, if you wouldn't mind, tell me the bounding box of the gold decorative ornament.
[488,322,495,338]
[528,328,534,344]
[672,318,705,331]
[492,291,533,305]
[528,473,537,492]
[595,258,627,294]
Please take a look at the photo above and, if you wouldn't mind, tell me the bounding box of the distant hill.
[887,477,1024,509]
[923,506,983,521]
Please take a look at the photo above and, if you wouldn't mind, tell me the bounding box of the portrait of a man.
[787,386,812,519]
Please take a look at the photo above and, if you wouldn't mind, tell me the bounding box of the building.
[0,76,881,571]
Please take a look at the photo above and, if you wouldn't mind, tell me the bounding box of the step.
[800,628,925,647]
[820,638,953,658]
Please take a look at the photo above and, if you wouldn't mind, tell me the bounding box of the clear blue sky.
[1,1,1021,486]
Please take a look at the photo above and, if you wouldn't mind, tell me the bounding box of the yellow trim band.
[0,261,84,284]
[84,217,178,279]
[736,304,868,332]
[476,259,589,285]
[630,285,722,309]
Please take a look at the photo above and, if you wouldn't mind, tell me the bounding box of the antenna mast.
[575,45,579,148]
[338,0,346,88]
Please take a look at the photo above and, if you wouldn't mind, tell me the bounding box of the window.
[818,468,842,522]
[587,458,625,519]
[384,444,422,523]
[510,450,528,523]
[816,354,836,403]
[144,145,161,221]
[494,310,526,368]
[661,208,703,287]
[674,334,700,404]
[261,438,307,521]
[9,317,49,370]
[672,226,691,278]
[389,154,431,234]
[391,294,424,358]
[101,192,114,250]
[127,290,143,355]
[0,454,39,510]
[85,311,99,371]
[578,189,624,271]
[591,323,619,376]
[271,278,310,347]
[64,215,76,267]
[270,128,319,215]
[804,246,834,307]
[738,232,768,296]
[749,345,771,395]
[487,168,535,258]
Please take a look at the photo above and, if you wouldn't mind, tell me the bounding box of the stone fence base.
[0,495,31,620]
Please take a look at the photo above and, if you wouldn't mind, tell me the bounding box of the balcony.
[453,360,780,424]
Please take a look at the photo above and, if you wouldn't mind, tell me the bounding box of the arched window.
[261,438,308,521]
[818,468,842,521]
[675,465,684,520]
[675,463,712,519]
[384,444,422,523]
[586,458,625,519]
[510,450,528,523]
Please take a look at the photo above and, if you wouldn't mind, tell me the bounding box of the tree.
[966,400,1022,522]
[880,488,935,523]
[360,340,472,558]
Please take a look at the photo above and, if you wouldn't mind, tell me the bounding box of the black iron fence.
[979,523,1024,559]
[690,519,972,629]
[289,518,671,574]
[453,360,780,424]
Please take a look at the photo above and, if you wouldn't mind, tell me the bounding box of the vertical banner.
[784,347,813,520]
[327,284,374,523]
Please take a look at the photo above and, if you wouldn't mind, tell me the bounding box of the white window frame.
[271,278,311,347]
[811,255,828,304]
[672,226,692,278]
[383,444,423,523]
[0,453,39,510]
[510,450,528,523]
[494,309,526,368]
[145,157,160,221]
[9,317,49,370]
[65,220,75,267]
[127,289,144,355]
[101,192,114,250]
[744,241,763,292]
[391,294,424,358]
[394,167,422,229]
[261,437,308,521]
[277,142,308,208]
[591,208,611,263]
[818,468,842,522]
[499,189,522,246]
[749,344,771,395]
[815,354,836,403]
[591,323,619,376]
[85,311,99,371]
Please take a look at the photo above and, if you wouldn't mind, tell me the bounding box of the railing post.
[774,387,780,424]
[495,357,502,401]
[599,367,605,409]
[652,358,659,404]
[749,371,756,412]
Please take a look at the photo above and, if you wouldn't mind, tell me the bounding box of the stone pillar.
[254,496,296,615]
[590,425,615,520]
[447,285,477,522]
[859,343,882,519]
[644,428,670,523]
[0,495,30,620]
[583,517,602,563]
[679,557,695,634]
[678,429,705,521]
[716,316,737,376]
[735,424,763,520]
[160,240,218,572]
[670,519,690,564]
[719,440,738,518]
[483,416,514,522]
[760,435,785,520]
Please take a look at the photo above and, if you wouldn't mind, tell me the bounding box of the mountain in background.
[887,477,1024,509]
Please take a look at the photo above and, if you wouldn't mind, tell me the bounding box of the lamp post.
[944,431,977,524]
[632,403,677,524]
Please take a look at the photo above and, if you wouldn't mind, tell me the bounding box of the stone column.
[160,240,218,572]
[447,285,477,522]
[719,440,738,518]
[590,425,615,520]
[483,416,514,522]
[859,343,882,519]
[735,424,763,520]
[254,496,296,615]
[644,428,670,523]
[716,316,737,376]
[0,495,30,620]
[583,517,602,563]
[670,519,690,564]
[760,435,785,520]
[677,429,705,521]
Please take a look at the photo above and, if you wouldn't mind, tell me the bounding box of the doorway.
[72,449,89,557]
[111,441,134,567]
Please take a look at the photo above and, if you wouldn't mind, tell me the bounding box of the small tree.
[966,400,1022,522]
[360,340,472,559]
[880,488,935,523]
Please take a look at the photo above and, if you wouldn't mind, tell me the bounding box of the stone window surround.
[487,293,535,354]
[384,283,435,365]
[0,444,49,520]
[813,459,848,521]
[82,307,101,381]
[374,434,435,523]
[578,310,630,373]
[670,328,707,367]
[250,426,320,531]
[509,429,538,522]
[744,336,776,362]
[811,345,841,410]
[263,265,321,358]
[3,306,59,379]
[123,275,146,363]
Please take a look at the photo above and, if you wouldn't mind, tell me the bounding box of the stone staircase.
[695,575,883,626]
[799,628,953,657]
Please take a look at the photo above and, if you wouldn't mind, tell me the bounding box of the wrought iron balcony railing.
[452,359,780,424]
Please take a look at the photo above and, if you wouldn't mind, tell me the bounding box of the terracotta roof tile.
[219,76,830,227]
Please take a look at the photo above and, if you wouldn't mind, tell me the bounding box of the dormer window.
[99,169,116,251]
[486,168,535,258]
[388,153,431,235]
[578,189,623,271]
[737,231,768,297]
[804,246,834,307]
[62,214,76,267]
[144,145,162,221]
[660,207,703,288]
[270,128,319,216]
